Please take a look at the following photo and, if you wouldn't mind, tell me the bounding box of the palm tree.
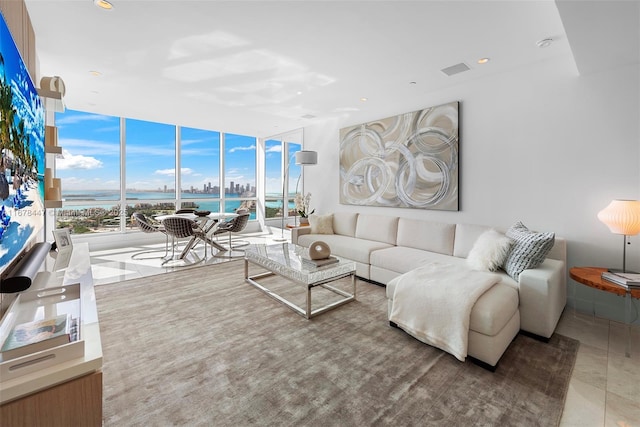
[0,52,17,171]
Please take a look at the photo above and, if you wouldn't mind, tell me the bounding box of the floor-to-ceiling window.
[263,129,303,227]
[180,126,221,213]
[264,138,282,219]
[55,110,121,233]
[223,133,257,218]
[125,118,177,229]
[55,109,263,233]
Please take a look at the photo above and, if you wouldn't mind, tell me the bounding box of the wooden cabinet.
[0,371,102,426]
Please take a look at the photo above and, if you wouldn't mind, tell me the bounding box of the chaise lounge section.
[292,212,567,368]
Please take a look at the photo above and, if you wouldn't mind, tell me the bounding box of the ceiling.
[23,1,639,138]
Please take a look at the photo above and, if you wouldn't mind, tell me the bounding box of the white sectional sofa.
[291,212,567,368]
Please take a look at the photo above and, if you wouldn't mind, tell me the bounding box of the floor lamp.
[273,150,318,242]
[597,199,640,273]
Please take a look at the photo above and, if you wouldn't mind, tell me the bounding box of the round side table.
[570,266,640,357]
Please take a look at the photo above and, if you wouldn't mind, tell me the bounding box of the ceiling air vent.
[441,63,471,76]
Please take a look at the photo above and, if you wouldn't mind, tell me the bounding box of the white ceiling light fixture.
[360,97,368,102]
[477,58,490,64]
[536,38,553,48]
[94,0,114,10]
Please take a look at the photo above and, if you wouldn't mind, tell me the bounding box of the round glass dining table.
[154,212,238,253]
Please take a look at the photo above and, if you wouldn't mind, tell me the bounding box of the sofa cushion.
[371,246,467,275]
[332,212,358,237]
[396,218,455,255]
[309,214,334,234]
[469,283,519,336]
[502,221,555,280]
[466,229,512,272]
[297,233,392,265]
[453,223,493,258]
[355,215,398,245]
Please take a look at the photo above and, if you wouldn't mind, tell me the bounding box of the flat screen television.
[0,11,46,284]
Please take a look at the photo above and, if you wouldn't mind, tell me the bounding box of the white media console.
[0,242,103,425]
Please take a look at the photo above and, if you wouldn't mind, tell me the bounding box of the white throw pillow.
[466,229,512,272]
[309,214,334,235]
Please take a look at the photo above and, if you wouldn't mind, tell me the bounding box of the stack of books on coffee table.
[601,271,640,289]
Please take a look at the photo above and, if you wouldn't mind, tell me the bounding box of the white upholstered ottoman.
[386,278,520,370]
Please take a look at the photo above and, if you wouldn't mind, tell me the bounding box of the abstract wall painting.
[339,101,458,211]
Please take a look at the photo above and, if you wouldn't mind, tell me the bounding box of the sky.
[54,109,288,195]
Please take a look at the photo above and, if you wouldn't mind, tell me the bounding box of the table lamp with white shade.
[273,150,318,242]
[597,199,640,273]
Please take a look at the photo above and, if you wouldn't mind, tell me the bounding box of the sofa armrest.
[517,258,566,338]
[291,226,311,245]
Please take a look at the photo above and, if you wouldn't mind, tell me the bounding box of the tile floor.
[89,233,640,427]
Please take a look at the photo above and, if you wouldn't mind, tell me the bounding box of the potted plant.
[294,192,314,225]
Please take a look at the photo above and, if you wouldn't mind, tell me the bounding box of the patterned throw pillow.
[502,221,555,281]
[309,214,334,235]
[466,229,512,272]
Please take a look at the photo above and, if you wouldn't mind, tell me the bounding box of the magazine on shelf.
[1,313,75,361]
[601,272,640,289]
[613,272,640,283]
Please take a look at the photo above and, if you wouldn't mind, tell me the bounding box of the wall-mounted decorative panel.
[339,101,459,211]
[0,0,36,79]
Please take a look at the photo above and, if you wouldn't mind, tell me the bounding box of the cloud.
[180,139,199,147]
[154,168,194,176]
[127,145,175,156]
[229,145,256,153]
[266,144,282,153]
[56,113,114,126]
[58,138,120,156]
[181,146,219,157]
[57,150,103,170]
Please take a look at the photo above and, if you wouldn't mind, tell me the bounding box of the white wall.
[303,56,640,324]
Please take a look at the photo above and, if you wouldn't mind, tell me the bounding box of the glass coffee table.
[244,243,356,319]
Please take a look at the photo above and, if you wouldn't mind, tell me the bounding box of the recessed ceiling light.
[409,81,417,85]
[536,38,553,48]
[94,0,114,10]
[360,97,368,102]
[296,91,303,95]
[477,58,490,64]
[89,70,102,76]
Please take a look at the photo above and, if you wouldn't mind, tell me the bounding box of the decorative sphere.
[309,241,331,260]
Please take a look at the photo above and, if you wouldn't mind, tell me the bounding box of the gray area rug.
[95,261,579,426]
